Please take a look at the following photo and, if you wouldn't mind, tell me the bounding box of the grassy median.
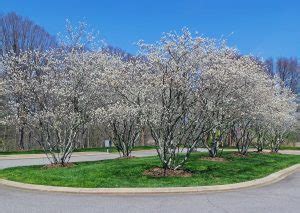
[0,152,299,188]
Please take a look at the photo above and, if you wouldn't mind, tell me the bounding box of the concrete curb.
[0,164,299,194]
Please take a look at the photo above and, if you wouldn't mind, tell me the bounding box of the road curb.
[0,164,299,194]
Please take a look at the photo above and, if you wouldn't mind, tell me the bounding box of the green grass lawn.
[0,149,45,155]
[280,146,300,151]
[0,146,156,155]
[0,152,299,188]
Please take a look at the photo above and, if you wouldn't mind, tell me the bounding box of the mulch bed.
[258,151,281,155]
[117,156,136,159]
[143,167,192,177]
[42,163,75,169]
[232,152,249,158]
[201,157,228,162]
[255,151,272,154]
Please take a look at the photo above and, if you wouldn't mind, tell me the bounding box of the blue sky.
[1,0,300,58]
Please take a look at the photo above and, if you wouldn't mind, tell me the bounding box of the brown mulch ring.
[232,152,250,158]
[270,151,281,154]
[257,151,281,155]
[117,156,136,159]
[255,151,273,154]
[42,163,75,169]
[201,157,228,162]
[143,167,193,177]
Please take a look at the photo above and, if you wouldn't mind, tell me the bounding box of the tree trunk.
[140,127,145,146]
[18,126,25,150]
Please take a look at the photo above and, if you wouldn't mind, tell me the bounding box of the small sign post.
[104,139,111,153]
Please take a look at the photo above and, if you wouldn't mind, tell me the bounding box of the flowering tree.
[1,21,103,165]
[94,55,148,157]
[1,50,99,165]
[137,29,297,169]
[231,71,297,154]
[138,29,234,170]
[0,51,37,151]
[198,54,270,157]
[265,81,297,152]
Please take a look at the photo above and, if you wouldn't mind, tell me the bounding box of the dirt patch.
[42,163,75,169]
[269,151,281,154]
[232,152,249,158]
[201,157,228,162]
[255,151,273,155]
[117,156,136,159]
[143,167,192,177]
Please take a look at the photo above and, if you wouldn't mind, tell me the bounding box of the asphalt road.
[0,150,299,213]
[0,150,158,169]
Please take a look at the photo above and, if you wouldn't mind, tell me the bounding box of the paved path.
[0,150,158,169]
[0,169,299,213]
[0,150,299,213]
